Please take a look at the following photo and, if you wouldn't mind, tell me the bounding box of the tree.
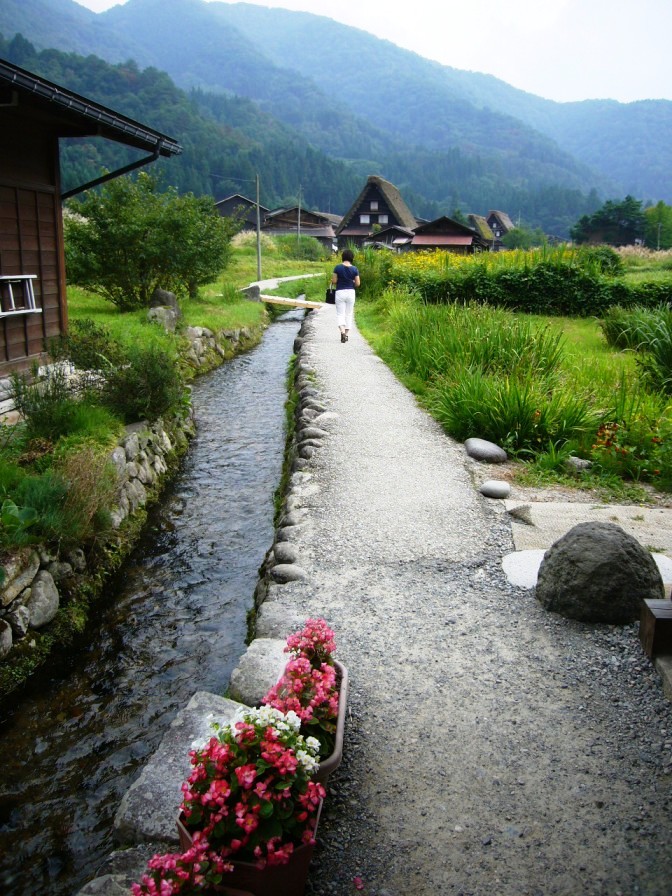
[570,195,646,246]
[64,173,238,310]
[644,201,672,250]
[501,225,547,249]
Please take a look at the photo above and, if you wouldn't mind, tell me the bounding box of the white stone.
[479,480,511,499]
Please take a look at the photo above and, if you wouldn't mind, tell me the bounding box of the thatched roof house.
[336,176,417,247]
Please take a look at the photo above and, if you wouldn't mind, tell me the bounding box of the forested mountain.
[2,0,670,235]
[0,34,362,212]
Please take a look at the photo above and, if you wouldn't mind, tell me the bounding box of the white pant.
[335,289,355,329]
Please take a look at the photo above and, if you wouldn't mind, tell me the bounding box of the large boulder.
[536,521,664,623]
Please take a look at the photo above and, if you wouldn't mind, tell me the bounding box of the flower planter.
[177,801,322,896]
[313,659,348,784]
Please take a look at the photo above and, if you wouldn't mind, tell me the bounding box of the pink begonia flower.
[353,876,365,890]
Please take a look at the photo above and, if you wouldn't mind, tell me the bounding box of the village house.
[214,194,269,232]
[335,175,417,248]
[0,59,181,378]
[486,209,515,250]
[261,206,340,251]
[409,216,491,254]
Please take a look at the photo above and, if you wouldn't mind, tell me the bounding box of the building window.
[370,201,379,211]
[360,214,370,224]
[378,214,388,225]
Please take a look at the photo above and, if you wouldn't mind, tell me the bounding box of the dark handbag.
[325,287,335,304]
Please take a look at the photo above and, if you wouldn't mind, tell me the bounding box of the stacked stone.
[0,414,194,660]
[182,326,255,371]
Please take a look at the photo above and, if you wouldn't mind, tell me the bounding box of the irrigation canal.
[0,310,304,896]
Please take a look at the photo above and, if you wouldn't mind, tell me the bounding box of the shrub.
[636,310,672,394]
[577,245,625,276]
[102,344,185,422]
[50,318,126,371]
[10,365,82,442]
[599,305,661,350]
[274,234,328,261]
[429,369,596,454]
[589,380,672,487]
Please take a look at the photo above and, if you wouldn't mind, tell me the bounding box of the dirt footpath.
[270,307,672,896]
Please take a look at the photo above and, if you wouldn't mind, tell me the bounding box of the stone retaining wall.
[0,316,267,677]
[0,411,196,662]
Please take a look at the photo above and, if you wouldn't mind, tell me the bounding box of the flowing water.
[0,311,303,896]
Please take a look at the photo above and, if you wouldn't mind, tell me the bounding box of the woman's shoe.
[344,334,349,342]
[340,333,346,343]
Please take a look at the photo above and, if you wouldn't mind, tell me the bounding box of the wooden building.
[409,216,490,254]
[215,194,269,231]
[261,206,340,250]
[486,210,515,250]
[0,60,181,377]
[336,176,417,248]
[364,224,415,251]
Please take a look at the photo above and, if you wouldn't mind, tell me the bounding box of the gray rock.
[274,542,300,564]
[7,604,30,638]
[76,874,130,896]
[25,571,60,628]
[507,504,534,526]
[281,510,306,527]
[535,521,664,623]
[1,549,40,606]
[479,480,511,499]
[228,637,288,705]
[564,455,593,473]
[464,437,508,464]
[300,426,328,440]
[123,433,140,461]
[149,287,180,311]
[114,691,243,845]
[46,561,73,582]
[0,619,12,657]
[276,524,302,542]
[65,548,87,572]
[147,306,179,333]
[270,563,308,583]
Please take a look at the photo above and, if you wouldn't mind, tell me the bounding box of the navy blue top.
[333,263,359,290]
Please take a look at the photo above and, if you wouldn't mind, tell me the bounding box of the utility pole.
[657,221,662,251]
[297,183,302,246]
[255,173,262,280]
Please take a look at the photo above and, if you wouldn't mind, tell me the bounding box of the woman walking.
[331,248,360,343]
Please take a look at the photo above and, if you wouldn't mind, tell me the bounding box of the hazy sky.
[72,0,672,104]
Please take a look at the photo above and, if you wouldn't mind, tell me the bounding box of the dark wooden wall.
[0,122,67,374]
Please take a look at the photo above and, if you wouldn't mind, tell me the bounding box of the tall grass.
[429,369,597,453]
[389,303,565,383]
[600,304,672,394]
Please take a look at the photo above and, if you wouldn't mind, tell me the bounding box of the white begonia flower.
[305,736,321,755]
[296,749,319,772]
[284,710,301,731]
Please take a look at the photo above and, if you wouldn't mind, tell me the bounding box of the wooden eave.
[0,59,182,158]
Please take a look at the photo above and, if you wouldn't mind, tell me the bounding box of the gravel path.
[264,308,672,896]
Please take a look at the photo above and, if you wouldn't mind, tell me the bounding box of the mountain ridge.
[2,0,670,234]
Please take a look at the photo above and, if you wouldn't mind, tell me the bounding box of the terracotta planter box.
[177,802,322,896]
[313,659,348,784]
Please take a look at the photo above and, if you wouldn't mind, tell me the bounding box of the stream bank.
[0,308,304,896]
